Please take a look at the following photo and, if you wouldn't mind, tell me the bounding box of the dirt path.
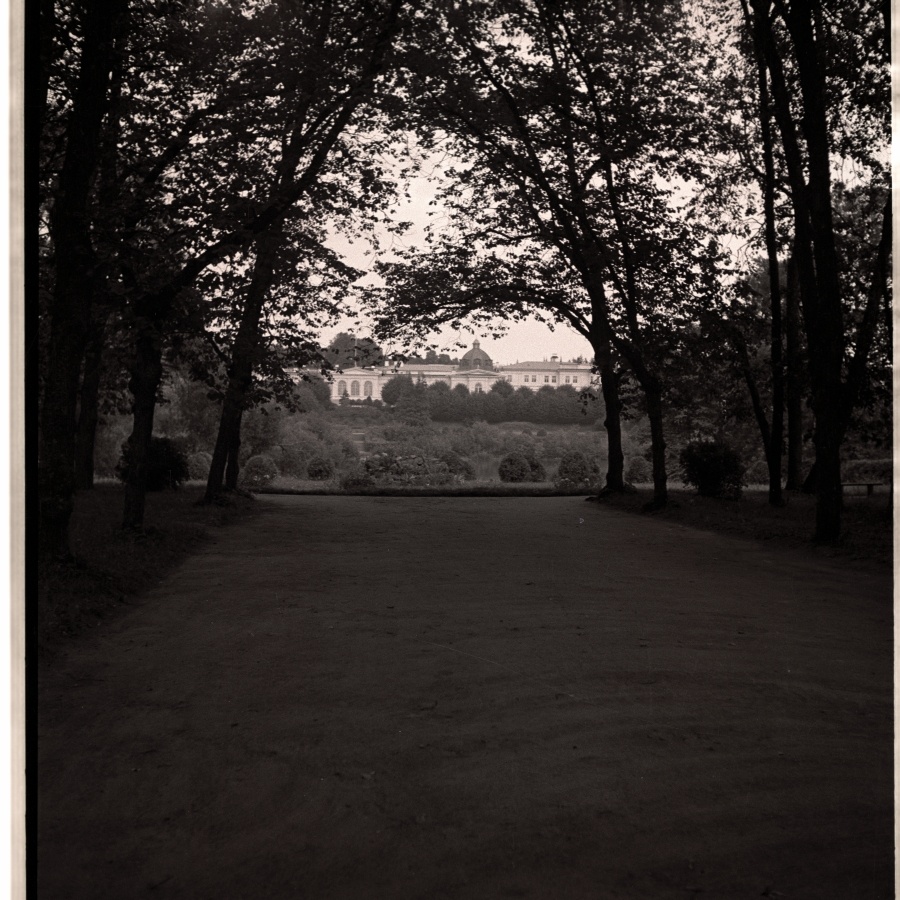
[38,497,893,899]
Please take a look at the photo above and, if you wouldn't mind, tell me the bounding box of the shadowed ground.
[38,496,893,899]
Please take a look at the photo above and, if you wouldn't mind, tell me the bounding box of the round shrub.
[306,455,335,481]
[498,452,532,483]
[187,451,212,480]
[680,440,746,499]
[557,450,600,483]
[117,436,189,491]
[240,454,279,488]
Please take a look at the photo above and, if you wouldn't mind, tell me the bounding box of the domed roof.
[458,340,493,371]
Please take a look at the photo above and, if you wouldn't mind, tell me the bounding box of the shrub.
[498,452,533,483]
[240,454,279,488]
[117,436,190,491]
[526,454,547,482]
[364,451,452,486]
[187,451,212,481]
[439,451,476,482]
[306,456,335,481]
[625,455,652,484]
[680,441,746,499]
[557,450,600,484]
[340,471,376,491]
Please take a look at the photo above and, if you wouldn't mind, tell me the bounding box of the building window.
[544,375,550,383]
[552,376,557,383]
[532,375,537,383]
[338,380,347,396]
[474,383,482,393]
[572,377,578,384]
[364,381,373,397]
[565,376,570,383]
[350,380,360,397]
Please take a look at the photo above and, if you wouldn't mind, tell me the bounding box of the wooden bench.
[841,481,884,497]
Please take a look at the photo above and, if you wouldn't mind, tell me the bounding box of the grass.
[598,486,892,568]
[37,484,259,654]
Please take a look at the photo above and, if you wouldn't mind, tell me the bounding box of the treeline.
[367,376,602,426]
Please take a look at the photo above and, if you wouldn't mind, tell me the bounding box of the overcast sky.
[322,166,595,366]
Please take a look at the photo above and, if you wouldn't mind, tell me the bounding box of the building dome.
[458,340,493,371]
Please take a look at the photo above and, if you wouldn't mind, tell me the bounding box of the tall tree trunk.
[121,329,163,531]
[752,25,784,507]
[784,250,804,490]
[643,379,668,508]
[74,315,106,490]
[730,328,774,477]
[599,360,625,492]
[39,0,125,559]
[225,422,242,491]
[612,335,668,508]
[749,0,845,541]
[204,228,282,502]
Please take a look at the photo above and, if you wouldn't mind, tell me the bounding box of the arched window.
[364,381,373,397]
[474,382,482,393]
[350,380,360,397]
[338,380,347,396]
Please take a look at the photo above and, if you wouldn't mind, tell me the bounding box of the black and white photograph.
[30,0,893,896]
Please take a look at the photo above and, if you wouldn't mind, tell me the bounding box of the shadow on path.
[38,497,893,899]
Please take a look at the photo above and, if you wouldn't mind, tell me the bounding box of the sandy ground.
[37,496,893,899]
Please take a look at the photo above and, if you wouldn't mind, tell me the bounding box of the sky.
[320,167,595,366]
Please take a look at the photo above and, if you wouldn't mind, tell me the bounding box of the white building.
[326,341,595,403]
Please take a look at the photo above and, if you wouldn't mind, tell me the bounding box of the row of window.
[521,375,579,384]
[337,380,374,397]
[336,374,582,396]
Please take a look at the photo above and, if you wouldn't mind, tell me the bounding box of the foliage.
[438,451,476,482]
[187,451,213,481]
[680,441,746,500]
[240,455,279,489]
[306,456,336,481]
[339,470,377,491]
[117,436,190,492]
[322,333,385,369]
[498,451,545,483]
[364,451,453,486]
[555,450,601,490]
[380,374,416,406]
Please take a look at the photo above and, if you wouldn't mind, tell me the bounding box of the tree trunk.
[784,250,804,490]
[225,422,242,491]
[39,0,125,558]
[611,335,668,508]
[204,228,282,502]
[752,25,784,507]
[74,315,107,490]
[121,329,163,531]
[599,360,625,492]
[644,379,668,508]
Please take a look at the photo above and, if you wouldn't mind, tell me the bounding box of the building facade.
[326,341,595,403]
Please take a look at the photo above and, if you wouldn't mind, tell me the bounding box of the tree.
[322,332,385,369]
[740,0,889,541]
[373,0,724,507]
[380,374,415,406]
[38,0,129,558]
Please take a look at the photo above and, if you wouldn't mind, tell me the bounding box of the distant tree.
[381,374,416,406]
[323,332,385,369]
